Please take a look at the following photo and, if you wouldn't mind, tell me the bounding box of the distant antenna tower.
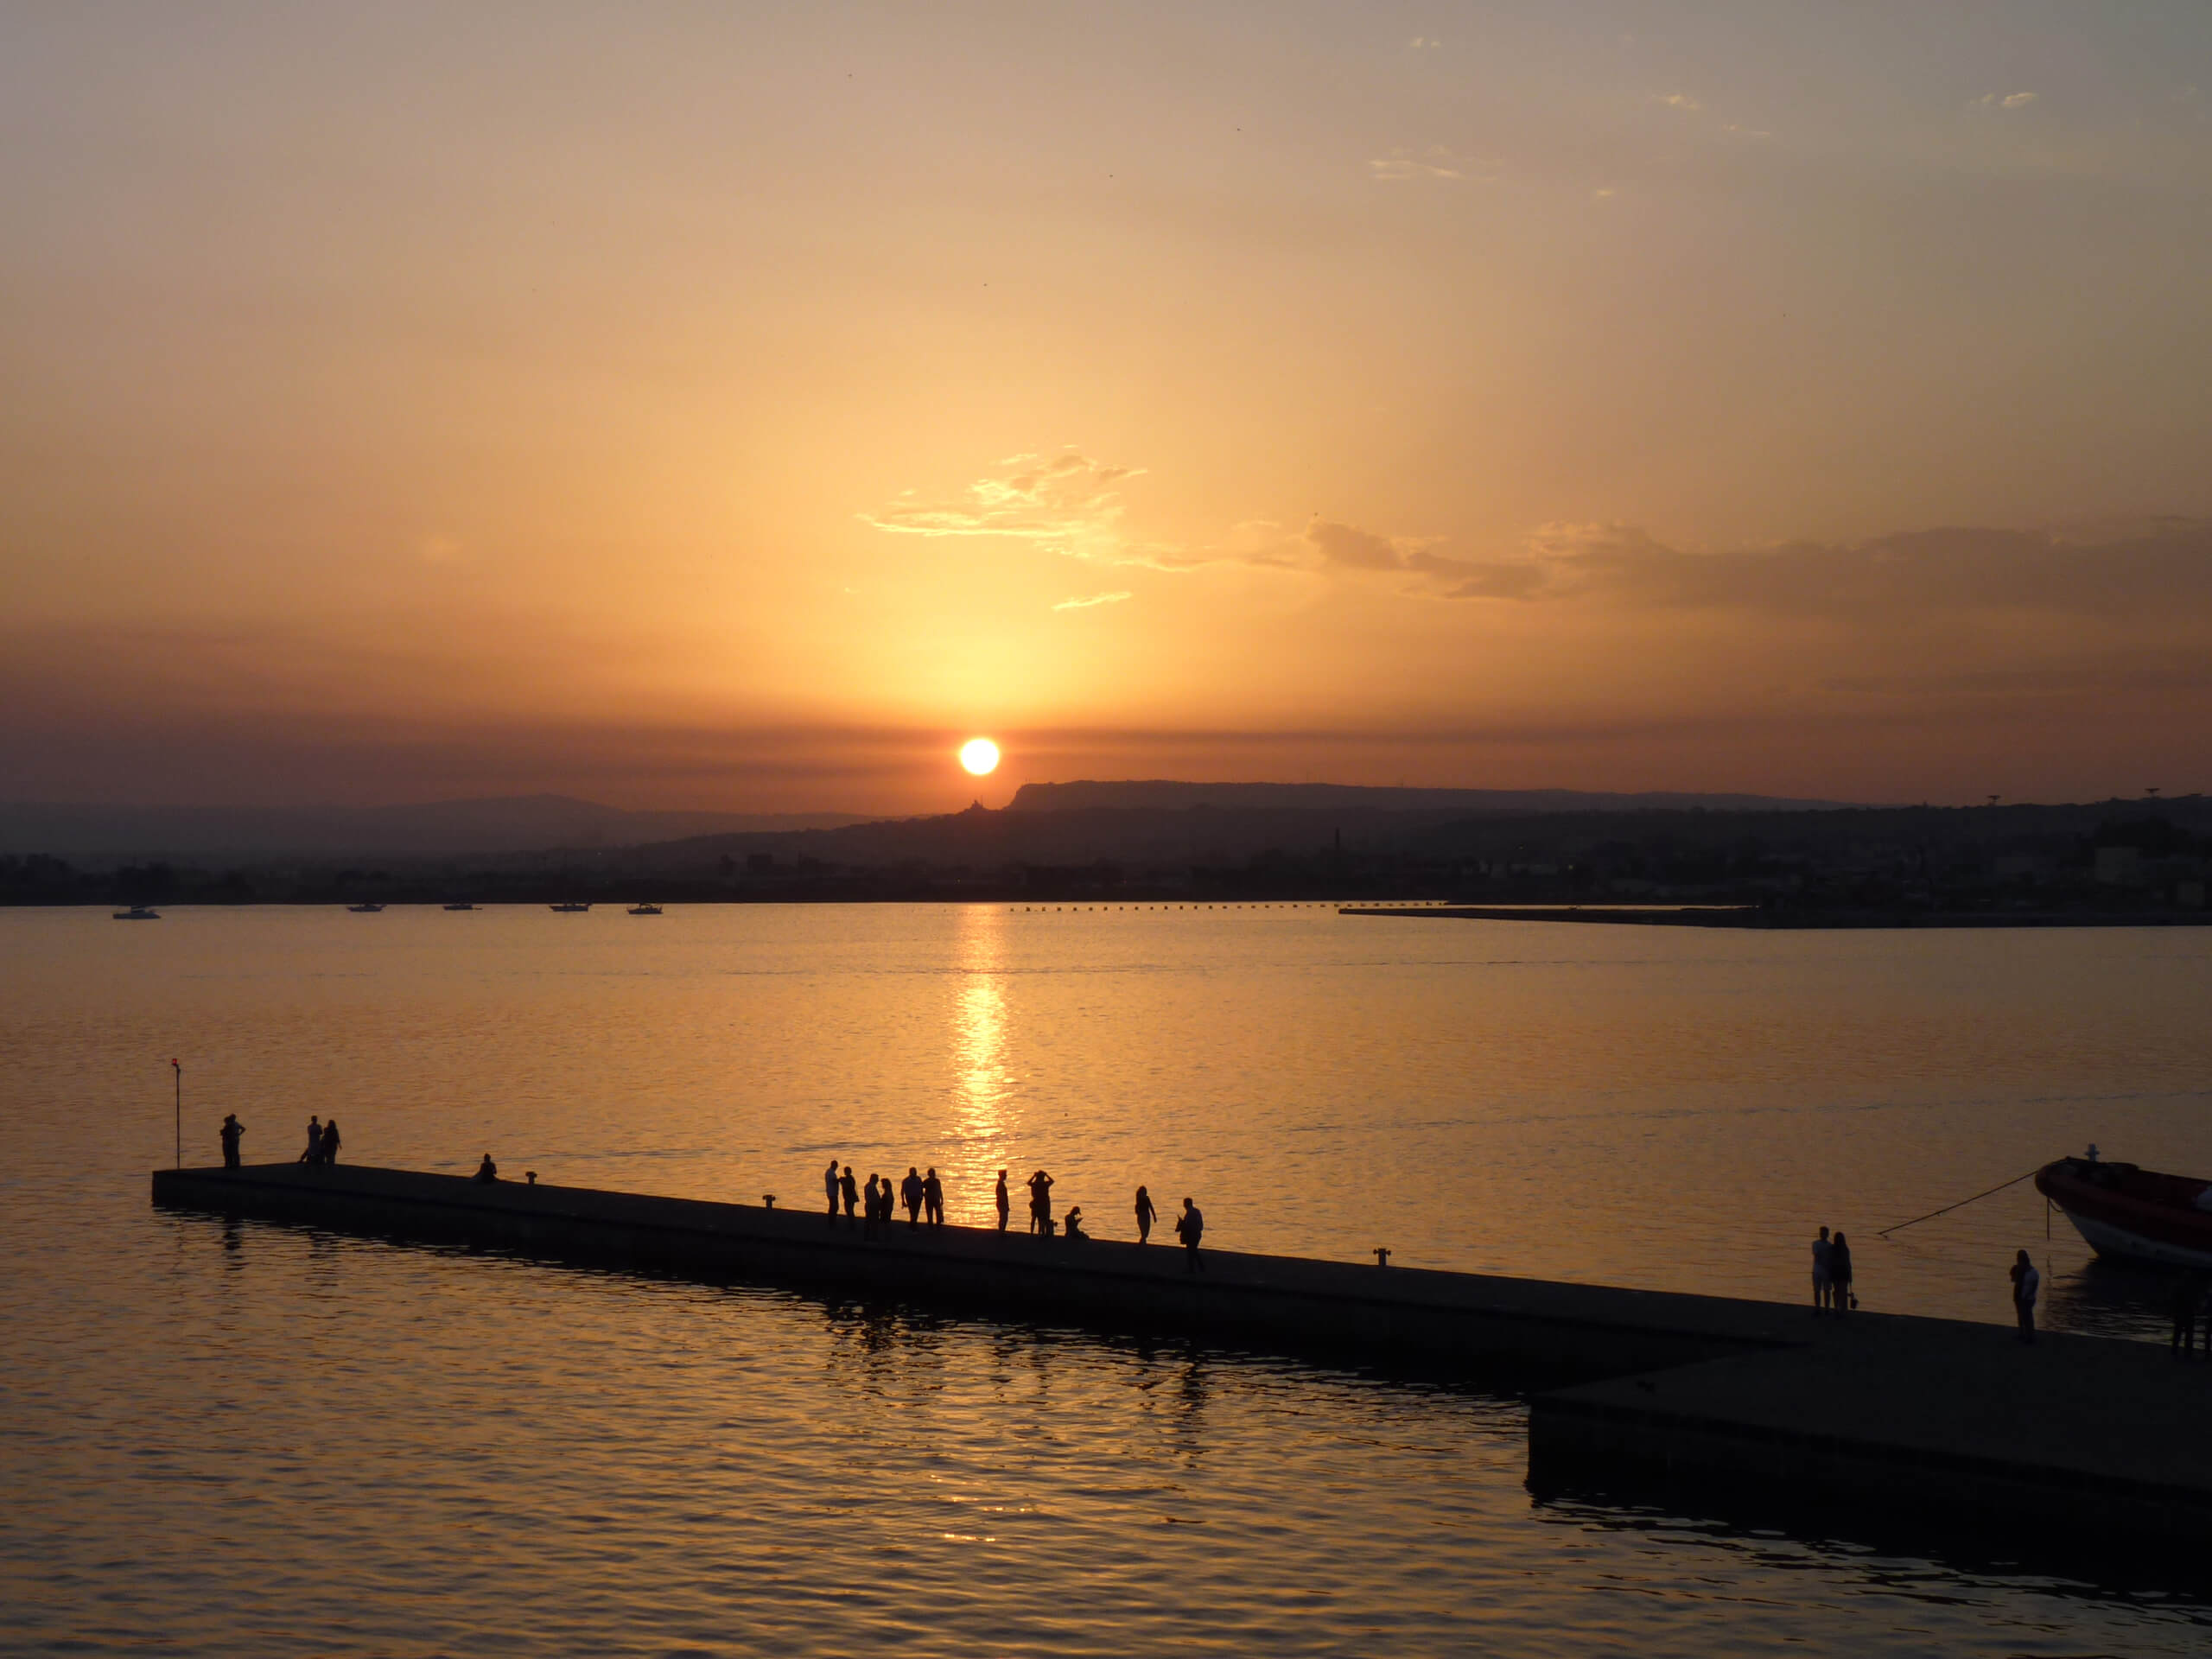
[2146,786,2162,798]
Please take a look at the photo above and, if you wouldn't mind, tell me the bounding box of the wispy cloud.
[1369,146,1497,182]
[1052,590,1133,611]
[1655,92,1702,112]
[1301,516,2212,620]
[1305,520,1546,599]
[1408,36,1441,51]
[861,450,1144,562]
[1969,91,2037,112]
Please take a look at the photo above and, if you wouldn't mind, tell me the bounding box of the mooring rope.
[1877,1166,2044,1238]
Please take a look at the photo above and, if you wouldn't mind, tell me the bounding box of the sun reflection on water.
[950,905,1015,1220]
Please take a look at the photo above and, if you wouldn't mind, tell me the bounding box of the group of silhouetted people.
[297,1115,342,1166]
[823,1159,949,1239]
[1809,1225,1854,1313]
[825,1159,1206,1267]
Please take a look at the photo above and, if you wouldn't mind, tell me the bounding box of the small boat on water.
[550,901,592,912]
[346,902,385,913]
[628,902,664,916]
[2037,1153,2212,1270]
[442,902,478,911]
[111,904,160,920]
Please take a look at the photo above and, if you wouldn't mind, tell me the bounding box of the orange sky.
[6,4,2212,811]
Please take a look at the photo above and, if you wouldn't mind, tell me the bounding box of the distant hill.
[1006,780,1858,814]
[0,795,878,860]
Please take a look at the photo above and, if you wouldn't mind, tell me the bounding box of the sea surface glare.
[3,903,2209,1655]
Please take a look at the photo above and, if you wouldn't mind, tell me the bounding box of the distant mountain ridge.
[1006,780,1858,814]
[0,795,877,860]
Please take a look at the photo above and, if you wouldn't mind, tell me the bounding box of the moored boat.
[443,901,478,911]
[2036,1154,2212,1270]
[628,902,664,916]
[111,904,161,920]
[346,902,385,912]
[550,901,591,912]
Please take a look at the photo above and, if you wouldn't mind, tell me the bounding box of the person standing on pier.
[2010,1249,2040,1344]
[219,1113,245,1170]
[923,1167,944,1228]
[1175,1197,1205,1273]
[320,1118,341,1166]
[1135,1185,1157,1243]
[861,1173,881,1240]
[824,1159,841,1222]
[840,1164,859,1222]
[2169,1272,2204,1359]
[1027,1170,1054,1236]
[299,1116,322,1165]
[901,1166,925,1228]
[995,1170,1011,1232]
[1810,1226,1833,1313]
[1827,1232,1853,1313]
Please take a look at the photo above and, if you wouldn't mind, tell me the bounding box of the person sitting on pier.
[901,1166,925,1228]
[2010,1249,2039,1344]
[923,1167,944,1227]
[299,1116,322,1165]
[840,1165,859,1221]
[219,1113,245,1170]
[474,1154,498,1184]
[319,1117,341,1166]
[1027,1170,1054,1236]
[1175,1197,1205,1273]
[995,1170,1011,1232]
[1135,1185,1157,1244]
[1063,1205,1086,1241]
[825,1159,842,1222]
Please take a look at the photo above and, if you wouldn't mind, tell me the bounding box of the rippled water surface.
[5,904,2211,1655]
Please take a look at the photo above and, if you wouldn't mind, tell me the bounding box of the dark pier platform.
[155,1162,2212,1545]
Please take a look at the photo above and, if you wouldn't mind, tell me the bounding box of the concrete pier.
[155,1162,2212,1544]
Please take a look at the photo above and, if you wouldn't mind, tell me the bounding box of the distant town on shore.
[3,780,2207,919]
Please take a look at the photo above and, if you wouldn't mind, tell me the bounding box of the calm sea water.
[3,903,2209,1655]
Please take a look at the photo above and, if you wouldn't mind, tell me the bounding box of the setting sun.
[958,738,1001,777]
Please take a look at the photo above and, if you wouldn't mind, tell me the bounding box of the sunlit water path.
[3,905,2209,1654]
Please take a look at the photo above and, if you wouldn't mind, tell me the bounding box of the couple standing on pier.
[1810,1226,1854,1313]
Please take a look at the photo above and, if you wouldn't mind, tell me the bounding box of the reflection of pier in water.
[154,1161,2212,1553]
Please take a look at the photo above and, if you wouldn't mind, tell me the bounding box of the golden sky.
[5,3,2212,810]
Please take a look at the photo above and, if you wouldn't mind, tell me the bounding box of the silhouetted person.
[299,1116,322,1165]
[1827,1231,1853,1313]
[2011,1249,2039,1344]
[923,1167,944,1227]
[475,1154,498,1184]
[995,1170,1011,1232]
[824,1159,841,1220]
[219,1113,245,1170]
[1810,1225,1832,1313]
[899,1166,921,1228]
[1027,1170,1054,1236]
[840,1164,859,1221]
[1135,1185,1157,1243]
[319,1118,341,1166]
[862,1173,882,1240]
[2171,1273,2204,1358]
[1064,1205,1086,1241]
[1175,1197,1205,1273]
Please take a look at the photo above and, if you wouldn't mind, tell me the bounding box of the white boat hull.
[2057,1207,2212,1272]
